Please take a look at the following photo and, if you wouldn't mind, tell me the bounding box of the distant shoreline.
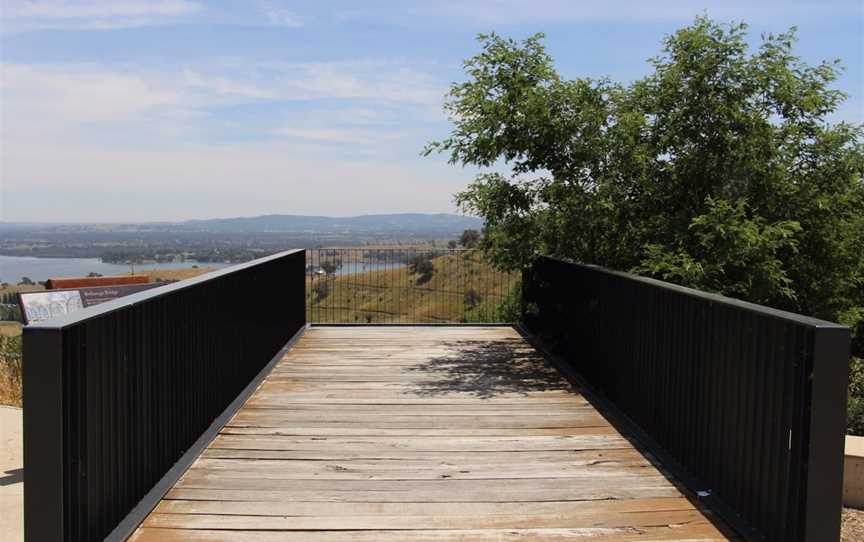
[0,255,230,283]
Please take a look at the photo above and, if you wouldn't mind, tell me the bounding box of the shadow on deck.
[408,339,568,398]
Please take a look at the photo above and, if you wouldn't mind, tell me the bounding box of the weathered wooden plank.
[131,524,734,542]
[131,326,734,541]
[227,415,609,429]
[209,434,634,452]
[154,497,697,516]
[229,413,602,422]
[239,403,593,412]
[197,449,652,463]
[174,475,677,492]
[245,395,588,405]
[182,462,659,481]
[164,485,687,503]
[143,509,713,530]
[219,426,614,437]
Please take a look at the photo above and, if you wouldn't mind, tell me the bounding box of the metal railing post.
[803,326,850,541]
[23,327,65,541]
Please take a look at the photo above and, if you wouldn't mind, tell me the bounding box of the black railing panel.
[522,256,849,542]
[23,250,305,541]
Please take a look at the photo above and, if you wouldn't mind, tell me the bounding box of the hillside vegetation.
[306,252,519,323]
[141,267,215,282]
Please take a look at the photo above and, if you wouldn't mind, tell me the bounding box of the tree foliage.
[312,280,330,301]
[464,288,483,309]
[427,18,864,431]
[408,254,436,285]
[320,259,341,275]
[428,20,863,337]
[849,357,864,436]
[459,229,482,248]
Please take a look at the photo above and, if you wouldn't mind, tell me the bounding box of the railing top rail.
[538,256,847,330]
[26,249,304,331]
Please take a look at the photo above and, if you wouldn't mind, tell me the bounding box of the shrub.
[0,335,22,407]
[849,357,864,435]
[321,259,341,275]
[459,229,481,248]
[408,255,435,285]
[464,281,522,323]
[312,280,330,301]
[464,288,483,309]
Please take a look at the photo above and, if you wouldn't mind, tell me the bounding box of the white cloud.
[2,1,306,32]
[336,0,861,26]
[1,63,183,124]
[274,126,404,145]
[261,6,303,27]
[0,139,472,221]
[0,59,448,192]
[276,61,444,105]
[161,59,444,106]
[2,0,203,31]
[183,69,278,99]
[0,60,443,131]
[0,56,451,222]
[7,0,201,19]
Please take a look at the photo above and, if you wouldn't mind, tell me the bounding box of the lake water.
[0,255,403,283]
[0,255,232,283]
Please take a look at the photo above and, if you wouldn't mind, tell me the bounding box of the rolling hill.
[181,213,482,236]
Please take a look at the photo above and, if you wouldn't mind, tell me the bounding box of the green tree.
[312,280,330,301]
[464,288,483,309]
[459,229,482,248]
[427,18,863,429]
[408,254,436,285]
[320,259,341,275]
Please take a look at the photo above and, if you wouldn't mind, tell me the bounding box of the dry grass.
[0,283,45,295]
[0,333,22,407]
[0,322,22,338]
[306,253,519,323]
[139,267,216,282]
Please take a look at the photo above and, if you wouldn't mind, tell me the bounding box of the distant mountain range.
[181,213,482,235]
[0,213,483,238]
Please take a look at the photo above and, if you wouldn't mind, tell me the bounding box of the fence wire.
[305,248,519,323]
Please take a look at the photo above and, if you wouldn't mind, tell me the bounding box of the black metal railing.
[522,256,850,542]
[305,248,519,323]
[22,250,305,542]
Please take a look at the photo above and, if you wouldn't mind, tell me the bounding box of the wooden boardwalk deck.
[131,326,735,541]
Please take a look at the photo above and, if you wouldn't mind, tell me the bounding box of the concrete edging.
[845,435,864,509]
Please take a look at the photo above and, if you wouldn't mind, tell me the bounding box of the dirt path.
[843,507,864,542]
[0,406,22,541]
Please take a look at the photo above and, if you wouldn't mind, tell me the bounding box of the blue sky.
[1,1,861,222]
